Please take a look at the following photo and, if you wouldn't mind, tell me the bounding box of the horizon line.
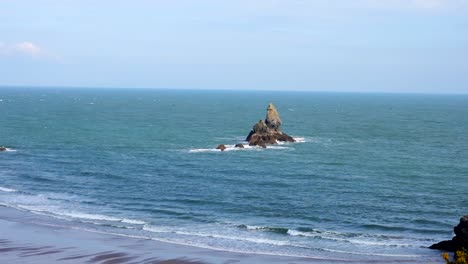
[0,84,467,95]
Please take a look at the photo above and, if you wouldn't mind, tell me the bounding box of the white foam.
[2,147,16,152]
[143,225,291,247]
[346,238,412,247]
[286,229,347,242]
[189,148,223,153]
[60,211,121,222]
[188,135,307,153]
[243,225,265,230]
[287,229,414,248]
[121,218,147,225]
[174,231,290,246]
[287,229,318,237]
[0,186,17,192]
[188,143,293,153]
[13,204,145,228]
[143,224,171,233]
[16,204,62,215]
[293,137,306,143]
[0,188,149,228]
[48,210,147,227]
[189,145,258,153]
[267,146,290,150]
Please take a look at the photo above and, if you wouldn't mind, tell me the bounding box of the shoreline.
[0,205,439,263]
[0,206,353,264]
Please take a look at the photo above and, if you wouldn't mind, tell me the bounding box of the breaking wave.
[235,224,428,249]
[0,186,427,260]
[0,186,17,193]
[0,188,148,228]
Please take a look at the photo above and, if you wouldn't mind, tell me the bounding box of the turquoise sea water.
[1,88,467,262]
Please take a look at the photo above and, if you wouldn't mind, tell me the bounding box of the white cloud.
[0,41,46,58]
[14,42,43,57]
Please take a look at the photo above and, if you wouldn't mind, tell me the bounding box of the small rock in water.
[0,146,7,151]
[234,143,244,148]
[216,144,227,151]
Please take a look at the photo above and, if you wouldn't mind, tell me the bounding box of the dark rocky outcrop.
[430,215,468,252]
[234,143,244,148]
[0,146,6,151]
[216,144,226,151]
[246,103,295,147]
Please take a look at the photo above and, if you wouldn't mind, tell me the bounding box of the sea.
[1,87,467,263]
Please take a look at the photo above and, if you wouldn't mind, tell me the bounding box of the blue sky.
[1,0,467,93]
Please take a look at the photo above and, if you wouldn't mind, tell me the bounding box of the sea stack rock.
[265,103,282,129]
[246,103,295,147]
[430,215,468,252]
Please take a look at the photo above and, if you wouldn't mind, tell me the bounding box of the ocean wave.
[235,224,422,248]
[240,225,341,241]
[237,224,289,234]
[121,218,147,225]
[140,224,415,259]
[3,188,425,250]
[0,189,148,227]
[143,225,290,247]
[289,229,412,247]
[178,232,290,246]
[2,200,422,260]
[59,211,122,222]
[0,185,428,260]
[287,229,326,238]
[43,210,148,226]
[37,222,345,261]
[0,186,17,192]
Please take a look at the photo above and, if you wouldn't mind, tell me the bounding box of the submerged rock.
[216,144,226,151]
[430,215,468,252]
[234,143,244,148]
[0,146,6,151]
[246,103,295,147]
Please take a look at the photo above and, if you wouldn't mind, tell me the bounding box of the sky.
[1,0,468,93]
